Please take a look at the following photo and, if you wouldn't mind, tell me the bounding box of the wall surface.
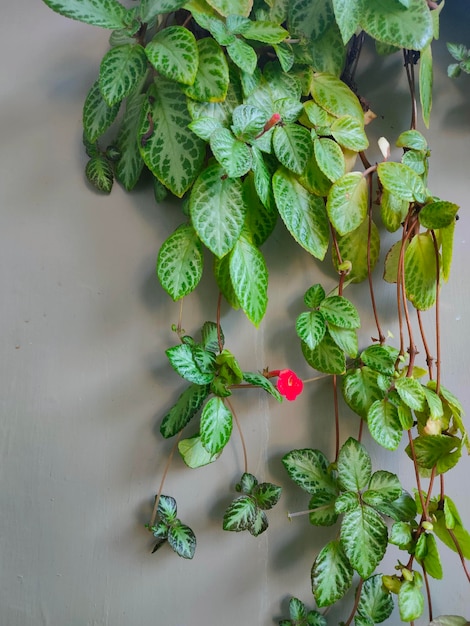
[1,2,469,625]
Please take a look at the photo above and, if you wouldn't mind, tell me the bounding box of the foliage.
[41,0,469,624]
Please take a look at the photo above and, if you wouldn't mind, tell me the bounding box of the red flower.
[275,369,303,401]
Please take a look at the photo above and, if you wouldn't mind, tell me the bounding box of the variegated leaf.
[184,38,229,102]
[42,0,128,29]
[145,26,199,86]
[99,44,147,106]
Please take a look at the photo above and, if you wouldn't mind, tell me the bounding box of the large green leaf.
[398,574,424,622]
[314,137,345,182]
[178,434,220,468]
[229,237,268,326]
[139,80,205,197]
[311,540,353,607]
[242,174,277,246]
[226,38,258,74]
[360,0,433,50]
[200,396,233,454]
[377,161,427,204]
[273,124,313,175]
[115,92,146,190]
[166,343,215,385]
[334,218,380,283]
[190,163,247,258]
[288,0,334,41]
[332,0,361,44]
[168,521,196,559]
[160,384,210,438]
[368,398,403,450]
[273,167,329,260]
[309,19,346,77]
[251,146,276,211]
[380,189,409,233]
[282,448,337,495]
[404,232,438,310]
[331,115,368,151]
[395,377,426,411]
[342,367,383,419]
[145,26,199,86]
[210,128,252,177]
[356,575,394,624]
[341,505,388,578]
[327,172,368,236]
[157,223,203,300]
[83,80,120,143]
[326,325,358,357]
[373,490,417,522]
[206,0,253,17]
[222,495,257,531]
[99,44,147,106]
[184,38,229,102]
[337,437,372,492]
[433,509,470,560]
[42,0,128,29]
[319,295,360,329]
[301,332,346,375]
[311,73,364,121]
[406,434,461,473]
[419,201,459,230]
[296,311,326,351]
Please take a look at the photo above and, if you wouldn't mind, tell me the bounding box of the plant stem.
[431,230,442,394]
[366,170,385,344]
[407,429,428,519]
[227,397,248,474]
[333,375,341,462]
[417,309,434,379]
[422,565,433,622]
[216,291,224,353]
[149,431,183,528]
[447,528,470,583]
[343,578,363,626]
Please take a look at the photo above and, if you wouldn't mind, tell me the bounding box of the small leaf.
[368,398,403,451]
[327,172,368,236]
[365,470,402,504]
[282,448,337,495]
[398,575,424,622]
[390,521,413,548]
[273,124,313,175]
[253,482,282,510]
[395,377,426,412]
[42,0,128,29]
[210,128,252,177]
[206,0,253,17]
[115,91,146,191]
[406,434,461,473]
[312,540,353,607]
[319,295,360,329]
[157,495,177,525]
[242,371,282,402]
[85,156,114,193]
[223,495,257,531]
[304,284,326,308]
[231,104,267,142]
[99,43,147,106]
[380,189,409,233]
[157,224,203,301]
[334,218,380,283]
[230,237,268,326]
[296,311,326,351]
[341,505,388,578]
[200,396,233,454]
[83,80,120,143]
[342,367,384,419]
[168,521,196,559]
[160,383,210,438]
[337,437,372,492]
[360,344,399,376]
[178,434,220,468]
[314,137,345,183]
[331,115,368,151]
[308,490,339,526]
[239,20,288,44]
[145,26,198,86]
[237,472,258,494]
[419,201,459,230]
[249,509,269,536]
[373,490,417,522]
[184,37,229,102]
[302,332,346,375]
[356,574,394,624]
[166,343,215,384]
[417,533,443,580]
[419,44,433,128]
[377,162,427,204]
[396,130,428,151]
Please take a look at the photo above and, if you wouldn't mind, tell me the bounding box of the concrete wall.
[1,1,469,624]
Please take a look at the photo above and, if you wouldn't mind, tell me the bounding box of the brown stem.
[407,429,428,519]
[227,397,248,474]
[216,291,224,353]
[343,578,364,626]
[430,231,442,394]
[447,528,470,583]
[333,375,340,462]
[149,431,183,528]
[417,310,434,379]
[422,564,433,622]
[403,50,418,130]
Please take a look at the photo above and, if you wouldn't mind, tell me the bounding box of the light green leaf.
[335,491,360,514]
[402,151,426,175]
[337,437,372,492]
[377,161,427,204]
[308,490,339,526]
[242,371,282,402]
[380,189,409,233]
[356,574,394,624]
[311,540,354,607]
[332,0,361,43]
[342,367,384,420]
[139,81,205,197]
[188,116,224,141]
[168,521,196,559]
[304,284,326,308]
[190,163,246,258]
[160,383,210,438]
[374,490,417,522]
[299,151,332,197]
[327,172,368,236]
[314,137,345,182]
[360,344,399,376]
[433,509,470,560]
[429,617,470,626]
[296,311,326,351]
[139,0,188,23]
[187,79,241,123]
[416,533,443,579]
[239,20,288,44]
[200,396,233,454]
[341,505,388,578]
[390,521,413,548]
[368,398,403,451]
[319,295,360,329]
[398,575,424,622]
[145,26,198,86]
[210,128,252,177]
[419,201,459,230]
[404,232,438,310]
[99,43,147,107]
[184,38,229,102]
[360,0,433,50]
[273,42,295,73]
[273,167,329,260]
[288,0,334,41]
[230,237,268,326]
[396,130,428,151]
[334,218,380,283]
[223,495,257,531]
[231,104,267,142]
[395,377,426,411]
[226,38,258,74]
[302,332,346,375]
[42,0,127,29]
[157,223,203,301]
[165,344,215,385]
[83,80,120,142]
[206,0,253,17]
[85,156,114,193]
[331,115,368,151]
[311,73,364,121]
[115,92,145,190]
[178,434,220,468]
[419,43,433,128]
[273,124,313,175]
[282,448,337,495]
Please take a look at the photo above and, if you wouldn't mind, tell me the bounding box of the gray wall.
[1,2,469,624]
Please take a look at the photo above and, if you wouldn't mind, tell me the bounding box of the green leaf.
[395,377,426,411]
[304,284,326,308]
[337,437,371,492]
[309,18,346,77]
[157,224,203,301]
[360,344,399,376]
[242,174,277,246]
[238,20,288,44]
[308,490,339,526]
[237,472,258,494]
[200,396,233,454]
[139,81,205,197]
[145,26,198,86]
[380,189,409,233]
[334,219,380,283]
[157,494,177,524]
[99,44,147,106]
[273,168,329,260]
[341,505,388,578]
[184,37,229,102]
[288,0,334,41]
[253,482,282,510]
[368,399,403,451]
[231,104,267,142]
[311,73,364,121]
[214,254,240,310]
[273,124,313,175]
[360,0,433,50]
[364,470,402,507]
[319,295,360,329]
[390,521,413,548]
[139,0,188,22]
[190,163,247,258]
[398,575,424,622]
[377,162,427,204]
[210,128,252,177]
[250,509,269,536]
[332,0,361,44]
[178,434,220,468]
[230,237,268,326]
[419,201,459,230]
[302,332,346,375]
[273,42,295,73]
[282,448,337,495]
[419,43,433,128]
[406,434,461,473]
[223,495,257,531]
[85,156,114,193]
[429,618,469,626]
[314,137,345,183]
[416,533,443,579]
[433,508,470,560]
[201,321,223,353]
[404,232,438,310]
[296,311,326,351]
[188,116,223,141]
[226,38,258,74]
[335,491,360,514]
[373,490,417,522]
[312,540,354,607]
[168,521,196,559]
[327,172,368,236]
[251,146,276,211]
[160,383,210,438]
[166,343,215,385]
[242,371,282,402]
[42,0,127,29]
[83,80,120,143]
[342,367,384,419]
[331,115,368,151]
[356,574,394,624]
[206,0,253,17]
[396,130,428,151]
[115,92,145,190]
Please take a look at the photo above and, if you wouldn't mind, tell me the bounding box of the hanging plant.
[41,0,469,623]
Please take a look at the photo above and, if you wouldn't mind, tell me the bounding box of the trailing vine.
[41,0,469,623]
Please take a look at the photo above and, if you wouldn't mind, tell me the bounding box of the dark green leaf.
[200,396,233,454]
[296,311,326,351]
[253,482,282,510]
[85,156,114,193]
[157,494,177,525]
[201,321,223,354]
[302,332,346,375]
[223,495,257,531]
[99,43,147,106]
[168,521,196,559]
[115,91,146,191]
[406,434,461,473]
[43,0,128,29]
[356,574,394,624]
[341,505,388,578]
[230,237,268,327]
[288,0,334,41]
[83,80,120,143]
[419,201,459,230]
[157,224,203,301]
[319,295,360,329]
[165,343,215,384]
[373,490,417,522]
[282,448,337,495]
[160,384,210,438]
[308,490,339,526]
[360,344,399,376]
[242,371,282,402]
[337,437,371,492]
